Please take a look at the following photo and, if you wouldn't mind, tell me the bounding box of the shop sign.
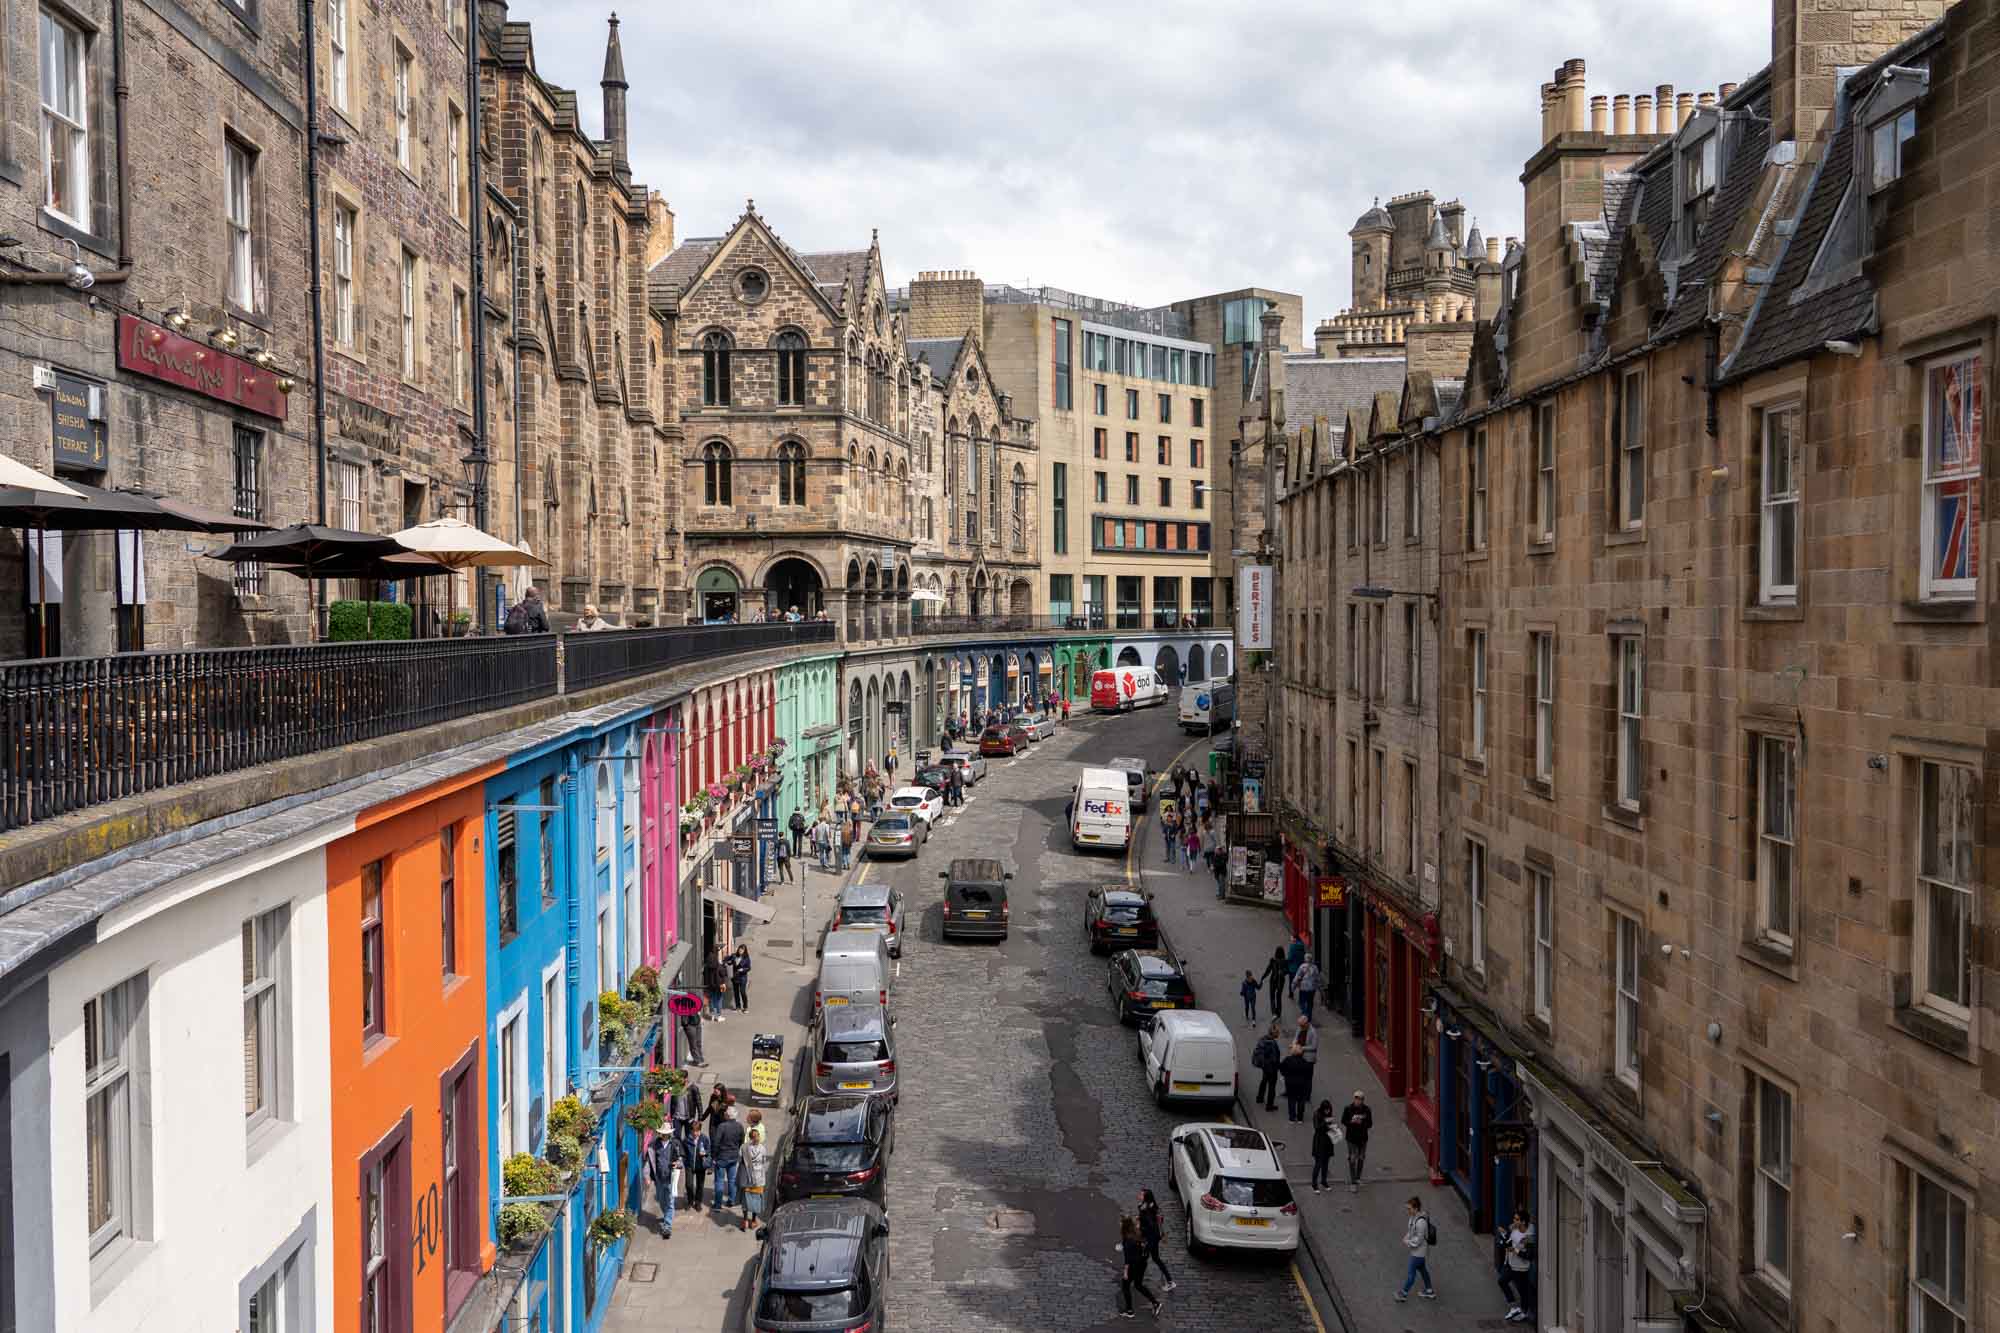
[1260,861,1282,903]
[49,370,108,471]
[1491,1122,1532,1158]
[729,834,755,857]
[1316,875,1347,907]
[115,314,289,420]
[1236,564,1272,649]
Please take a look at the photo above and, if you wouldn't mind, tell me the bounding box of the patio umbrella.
[0,457,84,499]
[908,588,946,603]
[207,525,422,640]
[388,516,546,630]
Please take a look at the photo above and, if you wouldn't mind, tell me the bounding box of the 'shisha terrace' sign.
[115,315,288,421]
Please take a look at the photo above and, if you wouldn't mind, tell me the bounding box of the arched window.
[574,184,589,284]
[898,461,909,527]
[777,441,806,506]
[775,330,807,406]
[531,132,546,248]
[701,331,732,406]
[865,450,878,513]
[702,441,732,505]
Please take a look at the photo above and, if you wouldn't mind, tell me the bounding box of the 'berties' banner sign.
[115,315,288,421]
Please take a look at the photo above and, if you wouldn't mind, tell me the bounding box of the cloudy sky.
[512,0,1769,328]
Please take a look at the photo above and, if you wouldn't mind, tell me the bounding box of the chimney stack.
[1634,93,1655,135]
[1590,95,1609,132]
[1697,90,1717,112]
[1540,82,1559,142]
[1719,81,1739,103]
[1676,91,1695,128]
[1563,59,1589,133]
[1612,93,1633,134]
[1486,236,1502,263]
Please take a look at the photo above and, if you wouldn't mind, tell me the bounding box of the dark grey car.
[809,1002,899,1101]
[745,1198,890,1332]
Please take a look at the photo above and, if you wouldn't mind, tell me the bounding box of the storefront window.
[1454,1052,1472,1169]
[1372,929,1390,1045]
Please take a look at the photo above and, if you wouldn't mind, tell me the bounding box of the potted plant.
[625,965,661,1013]
[644,1065,688,1100]
[624,1098,667,1134]
[588,1209,636,1248]
[547,1093,597,1143]
[545,1132,583,1173]
[499,1201,551,1249]
[503,1152,564,1198]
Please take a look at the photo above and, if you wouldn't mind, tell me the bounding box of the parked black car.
[940,857,1013,941]
[745,1199,890,1333]
[1107,948,1198,1026]
[774,1094,896,1206]
[1085,885,1160,954]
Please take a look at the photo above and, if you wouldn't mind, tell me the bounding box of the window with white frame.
[337,460,363,531]
[1614,913,1641,1087]
[452,289,469,405]
[1916,760,1976,1018]
[1468,428,1488,550]
[1531,868,1553,1023]
[1616,635,1643,810]
[399,249,418,378]
[225,139,260,311]
[242,906,289,1130]
[1909,1169,1969,1333]
[1469,630,1488,761]
[332,203,356,348]
[1618,368,1647,529]
[597,903,613,995]
[326,0,349,111]
[1404,602,1420,706]
[1754,1076,1793,1289]
[246,1247,303,1333]
[39,9,91,227]
[1919,353,1982,601]
[498,1012,521,1160]
[542,967,565,1117]
[361,1150,390,1329]
[1757,735,1798,948]
[392,44,412,169]
[1466,839,1486,974]
[1532,632,1555,784]
[1760,404,1800,602]
[447,106,465,220]
[85,973,147,1259]
[1533,404,1556,542]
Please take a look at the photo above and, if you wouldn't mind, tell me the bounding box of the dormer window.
[1869,108,1917,191]
[1679,129,1718,251]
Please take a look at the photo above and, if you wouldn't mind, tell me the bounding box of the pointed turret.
[601,14,629,165]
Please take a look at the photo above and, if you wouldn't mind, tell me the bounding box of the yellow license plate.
[1235,1218,1273,1228]
[1079,834,1098,842]
[839,1081,872,1089]
[965,911,988,919]
[1172,1081,1202,1091]
[824,996,849,1005]
[1151,1000,1174,1008]
[1116,927,1137,935]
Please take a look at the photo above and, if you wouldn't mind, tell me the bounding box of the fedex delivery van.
[1091,666,1170,713]
[1070,767,1131,850]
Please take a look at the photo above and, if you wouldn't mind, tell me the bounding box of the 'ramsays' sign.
[116,315,288,421]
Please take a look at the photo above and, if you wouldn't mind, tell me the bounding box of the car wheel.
[1185,1211,1202,1257]
[1154,1076,1170,1108]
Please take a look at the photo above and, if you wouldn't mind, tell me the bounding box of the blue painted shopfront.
[1433,985,1535,1239]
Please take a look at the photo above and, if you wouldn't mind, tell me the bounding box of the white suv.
[1166,1123,1299,1257]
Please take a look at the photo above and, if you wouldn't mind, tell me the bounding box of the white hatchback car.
[1166,1123,1300,1257]
[888,785,945,829]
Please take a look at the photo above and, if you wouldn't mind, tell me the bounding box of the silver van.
[816,928,892,1012]
[810,1003,899,1102]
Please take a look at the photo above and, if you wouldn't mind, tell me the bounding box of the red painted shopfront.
[1358,885,1441,1164]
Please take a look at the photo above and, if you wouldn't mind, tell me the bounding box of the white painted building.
[36,848,334,1333]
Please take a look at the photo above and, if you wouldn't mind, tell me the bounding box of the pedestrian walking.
[1117,1215,1162,1319]
[1295,1013,1320,1067]
[1340,1091,1375,1191]
[1061,697,1070,722]
[1251,1023,1282,1112]
[1159,804,1178,860]
[1183,822,1201,871]
[504,585,550,635]
[788,808,807,856]
[1499,1208,1537,1322]
[712,1105,746,1224]
[1311,1100,1338,1193]
[647,1129,683,1238]
[1239,969,1260,1025]
[1260,946,1287,1017]
[1292,956,1321,1024]
[774,834,794,882]
[684,1122,711,1211]
[816,818,835,871]
[1135,1189,1176,1291]
[677,1007,706,1066]
[1285,932,1307,992]
[731,943,752,1011]
[839,820,854,871]
[742,1117,770,1232]
[1396,1196,1438,1301]
[1279,1043,1314,1123]
[1209,845,1228,899]
[704,955,729,1019]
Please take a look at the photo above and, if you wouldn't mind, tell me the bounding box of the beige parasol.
[388,516,546,631]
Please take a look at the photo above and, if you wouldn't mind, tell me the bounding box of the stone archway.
[1185,647,1206,682]
[865,677,880,771]
[695,566,742,622]
[1154,644,1181,686]
[989,653,1007,711]
[1008,578,1031,617]
[763,555,825,618]
[1117,646,1142,666]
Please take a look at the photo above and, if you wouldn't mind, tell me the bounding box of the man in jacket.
[774,835,793,882]
[1339,1091,1374,1192]
[1397,1196,1437,1301]
[1295,1012,1320,1068]
[1292,957,1322,1024]
[1251,1023,1283,1112]
[677,1007,706,1066]
[1278,1043,1314,1122]
[647,1130,683,1238]
[788,808,807,856]
[504,585,550,635]
[711,1106,747,1222]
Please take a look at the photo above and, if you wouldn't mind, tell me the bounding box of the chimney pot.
[1656,84,1675,125]
[1563,60,1589,134]
[1486,236,1502,263]
[1634,93,1655,135]
[1719,81,1738,102]
[1540,82,1558,142]
[1677,91,1695,128]
[1613,93,1633,135]
[1697,90,1717,110]
[1590,95,1609,132]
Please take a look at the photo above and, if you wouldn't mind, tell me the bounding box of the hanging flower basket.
[707,783,727,801]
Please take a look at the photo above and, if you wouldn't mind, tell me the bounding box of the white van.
[1137,1009,1238,1107]
[1178,681,1235,734]
[1070,767,1132,851]
[815,929,892,1012]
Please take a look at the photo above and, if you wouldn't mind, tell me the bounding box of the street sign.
[667,992,704,1018]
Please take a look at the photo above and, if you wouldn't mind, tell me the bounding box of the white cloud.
[512,0,1768,330]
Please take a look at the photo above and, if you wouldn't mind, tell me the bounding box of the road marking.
[1214,1108,1329,1333]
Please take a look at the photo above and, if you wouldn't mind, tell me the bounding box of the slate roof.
[649,237,722,303]
[799,250,870,296]
[1435,378,1465,422]
[906,337,964,382]
[1284,355,1408,433]
[1590,173,1640,307]
[1656,74,1773,341]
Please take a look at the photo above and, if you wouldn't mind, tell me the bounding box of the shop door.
[1592,1200,1626,1333]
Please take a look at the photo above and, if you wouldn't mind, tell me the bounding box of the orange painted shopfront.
[328,770,497,1332]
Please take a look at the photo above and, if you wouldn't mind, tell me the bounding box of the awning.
[702,886,776,923]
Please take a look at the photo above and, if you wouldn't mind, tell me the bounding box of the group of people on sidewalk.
[643,1079,771,1240]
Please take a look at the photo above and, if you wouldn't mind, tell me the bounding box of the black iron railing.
[910,613,1101,637]
[564,621,834,694]
[0,635,559,833]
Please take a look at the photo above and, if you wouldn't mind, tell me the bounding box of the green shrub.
[545,1132,583,1171]
[503,1152,563,1198]
[498,1202,550,1247]
[327,599,415,641]
[547,1094,596,1142]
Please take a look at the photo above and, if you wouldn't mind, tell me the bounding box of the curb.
[1229,1086,1359,1333]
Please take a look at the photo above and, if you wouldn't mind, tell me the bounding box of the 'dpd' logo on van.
[1121,673,1135,696]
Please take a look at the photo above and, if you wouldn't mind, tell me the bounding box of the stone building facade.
[0,0,318,652]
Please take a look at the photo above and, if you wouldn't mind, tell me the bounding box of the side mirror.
[755,1226,771,1243]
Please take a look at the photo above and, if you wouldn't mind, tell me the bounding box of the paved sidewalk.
[603,838,868,1333]
[1134,831,1514,1333]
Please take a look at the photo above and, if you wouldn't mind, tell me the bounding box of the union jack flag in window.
[1923,353,1983,596]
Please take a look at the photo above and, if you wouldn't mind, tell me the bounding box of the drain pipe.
[464,0,492,630]
[300,0,332,639]
[110,0,132,269]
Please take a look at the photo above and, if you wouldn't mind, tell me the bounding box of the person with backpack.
[1397,1196,1438,1301]
[788,808,807,856]
[1292,956,1322,1023]
[647,1130,683,1238]
[504,585,550,635]
[1251,1022,1283,1112]
[774,834,793,882]
[1499,1208,1537,1322]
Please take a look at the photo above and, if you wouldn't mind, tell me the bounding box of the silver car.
[1026,715,1059,741]
[865,812,926,860]
[810,1003,899,1102]
[939,752,988,785]
[832,883,907,958]
[1110,756,1151,810]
